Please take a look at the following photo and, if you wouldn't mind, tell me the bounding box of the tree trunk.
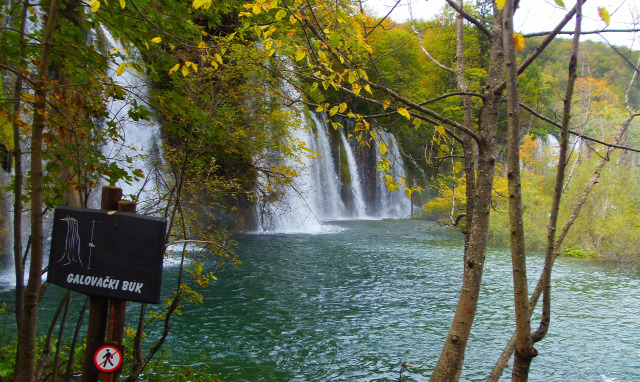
[503,1,535,380]
[429,9,503,380]
[531,0,582,346]
[15,0,62,380]
[11,0,29,330]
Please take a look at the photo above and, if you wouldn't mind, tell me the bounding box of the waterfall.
[338,127,367,218]
[375,130,411,218]
[255,110,411,234]
[100,27,163,211]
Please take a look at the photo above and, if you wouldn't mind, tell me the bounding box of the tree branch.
[444,0,491,39]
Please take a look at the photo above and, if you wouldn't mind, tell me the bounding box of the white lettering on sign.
[66,273,143,293]
[121,281,143,293]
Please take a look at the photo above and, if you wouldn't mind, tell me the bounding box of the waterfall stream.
[255,109,411,234]
[100,27,163,211]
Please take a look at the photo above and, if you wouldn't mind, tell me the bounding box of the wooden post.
[82,187,122,382]
[101,201,136,382]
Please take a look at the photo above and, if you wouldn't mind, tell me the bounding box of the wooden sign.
[47,206,167,304]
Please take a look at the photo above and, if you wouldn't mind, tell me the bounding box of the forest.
[0,0,639,380]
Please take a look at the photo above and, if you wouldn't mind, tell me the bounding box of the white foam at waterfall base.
[101,27,162,208]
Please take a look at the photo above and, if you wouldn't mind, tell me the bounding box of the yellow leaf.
[329,106,339,116]
[338,102,347,113]
[397,108,411,120]
[116,63,127,76]
[275,9,287,20]
[144,41,149,49]
[295,48,306,61]
[90,0,100,12]
[197,41,206,48]
[435,125,446,136]
[151,37,162,43]
[380,142,388,155]
[598,7,610,26]
[316,104,324,112]
[186,61,198,72]
[119,0,125,8]
[405,188,412,199]
[496,0,505,10]
[512,32,525,52]
[215,53,223,64]
[192,0,211,9]
[382,99,391,110]
[169,63,180,75]
[264,39,273,51]
[109,48,120,55]
[364,84,372,94]
[107,211,117,215]
[352,83,361,96]
[169,43,175,50]
[181,64,189,77]
[554,0,565,8]
[21,93,35,103]
[253,4,262,14]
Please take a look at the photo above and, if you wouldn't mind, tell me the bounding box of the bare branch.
[409,1,454,73]
[519,102,640,153]
[444,0,491,39]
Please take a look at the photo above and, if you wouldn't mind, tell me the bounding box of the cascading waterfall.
[375,130,411,218]
[0,28,164,288]
[338,126,367,218]
[100,27,163,210]
[308,113,346,219]
[255,109,412,234]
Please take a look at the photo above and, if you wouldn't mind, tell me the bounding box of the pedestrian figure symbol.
[93,344,123,373]
[102,349,114,367]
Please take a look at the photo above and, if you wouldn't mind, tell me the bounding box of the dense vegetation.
[0,0,639,380]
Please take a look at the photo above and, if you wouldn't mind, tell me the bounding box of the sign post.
[47,186,166,382]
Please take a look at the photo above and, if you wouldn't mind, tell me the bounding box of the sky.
[364,0,640,48]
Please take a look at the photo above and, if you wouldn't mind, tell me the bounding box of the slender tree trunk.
[454,0,476,246]
[429,9,503,380]
[531,0,582,346]
[15,0,62,380]
[11,0,29,332]
[503,1,536,379]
